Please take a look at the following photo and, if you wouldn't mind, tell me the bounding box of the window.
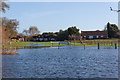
[84,36,86,38]
[89,36,93,39]
[101,35,104,38]
[39,38,43,41]
[44,38,48,41]
[51,38,55,40]
[96,35,99,38]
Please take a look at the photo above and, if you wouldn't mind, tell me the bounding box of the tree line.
[55,26,80,41]
[21,26,80,41]
[106,22,120,38]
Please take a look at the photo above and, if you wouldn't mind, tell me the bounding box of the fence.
[82,39,118,49]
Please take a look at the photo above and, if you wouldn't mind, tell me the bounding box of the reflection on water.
[25,43,43,46]
[2,46,118,78]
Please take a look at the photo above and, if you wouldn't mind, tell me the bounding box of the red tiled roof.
[81,31,108,35]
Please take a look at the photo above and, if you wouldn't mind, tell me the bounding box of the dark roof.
[81,31,108,36]
[32,34,57,38]
[17,36,22,38]
[43,34,57,38]
[33,35,43,38]
[11,37,18,39]
[33,36,37,38]
[11,36,22,39]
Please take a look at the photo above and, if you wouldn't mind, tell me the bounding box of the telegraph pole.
[117,1,120,80]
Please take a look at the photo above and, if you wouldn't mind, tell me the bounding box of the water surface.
[2,46,118,78]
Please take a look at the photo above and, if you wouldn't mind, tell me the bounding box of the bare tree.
[2,17,19,39]
[23,29,29,36]
[1,1,9,13]
[28,26,40,36]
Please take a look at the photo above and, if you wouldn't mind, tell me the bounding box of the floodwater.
[2,46,118,78]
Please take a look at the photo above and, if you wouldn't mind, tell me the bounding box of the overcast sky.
[2,2,118,33]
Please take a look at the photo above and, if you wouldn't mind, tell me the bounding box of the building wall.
[81,31,108,39]
[33,37,56,42]
[82,35,108,39]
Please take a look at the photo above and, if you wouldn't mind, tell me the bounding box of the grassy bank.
[2,38,119,48]
[3,42,51,47]
[71,39,119,47]
[1,39,119,55]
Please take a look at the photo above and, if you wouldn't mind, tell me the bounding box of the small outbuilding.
[11,36,24,42]
[32,34,57,42]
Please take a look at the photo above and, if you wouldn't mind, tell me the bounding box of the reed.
[2,50,18,55]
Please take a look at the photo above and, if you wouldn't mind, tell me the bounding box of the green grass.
[3,42,52,47]
[70,43,117,47]
[81,39,119,47]
[2,39,120,48]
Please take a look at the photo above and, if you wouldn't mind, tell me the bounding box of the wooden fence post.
[51,43,53,47]
[115,43,117,49]
[84,44,85,50]
[70,45,72,49]
[58,42,60,49]
[98,43,100,49]
[74,40,75,46]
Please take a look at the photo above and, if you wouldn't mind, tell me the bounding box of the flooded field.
[2,46,118,78]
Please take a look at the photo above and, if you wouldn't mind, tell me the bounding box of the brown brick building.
[81,31,108,39]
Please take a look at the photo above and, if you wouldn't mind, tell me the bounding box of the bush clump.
[2,51,18,55]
